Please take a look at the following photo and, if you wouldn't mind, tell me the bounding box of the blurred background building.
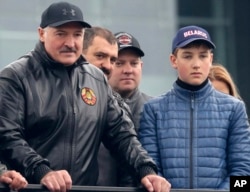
[1,0,250,114]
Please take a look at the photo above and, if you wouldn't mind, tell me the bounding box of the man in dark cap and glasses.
[0,2,171,192]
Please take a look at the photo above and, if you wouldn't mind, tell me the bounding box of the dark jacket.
[118,89,153,186]
[97,89,153,186]
[0,163,7,176]
[139,80,250,189]
[125,89,153,132]
[0,42,157,185]
[96,91,132,186]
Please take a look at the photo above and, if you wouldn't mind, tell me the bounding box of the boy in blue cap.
[139,25,250,190]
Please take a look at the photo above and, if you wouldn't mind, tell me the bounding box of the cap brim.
[119,46,144,57]
[48,20,91,28]
[177,38,216,49]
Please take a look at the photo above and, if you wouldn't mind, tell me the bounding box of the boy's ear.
[210,52,214,64]
[170,54,178,69]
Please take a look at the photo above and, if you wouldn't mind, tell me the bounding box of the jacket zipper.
[190,92,195,188]
[65,68,76,172]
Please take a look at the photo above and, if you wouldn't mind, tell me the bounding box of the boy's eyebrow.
[180,47,211,53]
[180,50,192,54]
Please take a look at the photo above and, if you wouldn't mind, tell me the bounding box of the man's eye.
[115,62,122,66]
[56,33,64,36]
[111,59,117,64]
[96,55,104,59]
[75,33,83,37]
[132,62,139,66]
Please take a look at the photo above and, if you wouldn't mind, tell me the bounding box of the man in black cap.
[0,2,171,192]
[108,32,153,186]
[110,32,152,132]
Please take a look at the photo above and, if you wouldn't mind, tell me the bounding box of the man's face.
[39,22,84,66]
[82,36,118,77]
[170,44,213,86]
[108,49,142,98]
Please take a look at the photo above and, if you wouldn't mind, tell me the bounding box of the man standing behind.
[82,28,151,187]
[82,27,124,186]
[82,26,118,78]
[109,32,152,132]
[108,32,153,186]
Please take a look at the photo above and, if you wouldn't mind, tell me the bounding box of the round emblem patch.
[81,87,97,106]
[118,34,132,45]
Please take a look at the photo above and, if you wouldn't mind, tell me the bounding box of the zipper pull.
[191,93,194,109]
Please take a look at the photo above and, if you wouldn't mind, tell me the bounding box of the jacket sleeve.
[102,84,158,181]
[0,67,50,182]
[138,101,163,176]
[218,100,250,189]
[111,91,139,186]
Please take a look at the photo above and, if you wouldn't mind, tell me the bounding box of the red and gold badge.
[81,87,97,106]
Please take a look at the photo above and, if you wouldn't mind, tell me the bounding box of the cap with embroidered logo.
[40,1,91,28]
[114,32,144,57]
[172,25,216,53]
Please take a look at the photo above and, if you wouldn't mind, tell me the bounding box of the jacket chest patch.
[81,87,97,106]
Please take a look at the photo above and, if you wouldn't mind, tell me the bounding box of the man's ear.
[38,27,45,42]
[170,54,178,69]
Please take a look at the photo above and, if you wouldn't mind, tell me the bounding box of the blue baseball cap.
[172,25,216,53]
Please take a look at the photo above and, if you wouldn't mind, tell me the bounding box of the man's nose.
[64,36,75,47]
[102,59,112,71]
[123,64,133,73]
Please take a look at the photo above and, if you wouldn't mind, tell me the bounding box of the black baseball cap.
[40,1,91,28]
[114,32,144,57]
[172,25,215,53]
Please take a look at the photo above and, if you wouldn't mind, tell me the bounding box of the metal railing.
[0,184,230,192]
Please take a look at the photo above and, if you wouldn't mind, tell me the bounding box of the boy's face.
[170,44,213,86]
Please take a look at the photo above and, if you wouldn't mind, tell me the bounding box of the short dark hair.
[83,26,117,51]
